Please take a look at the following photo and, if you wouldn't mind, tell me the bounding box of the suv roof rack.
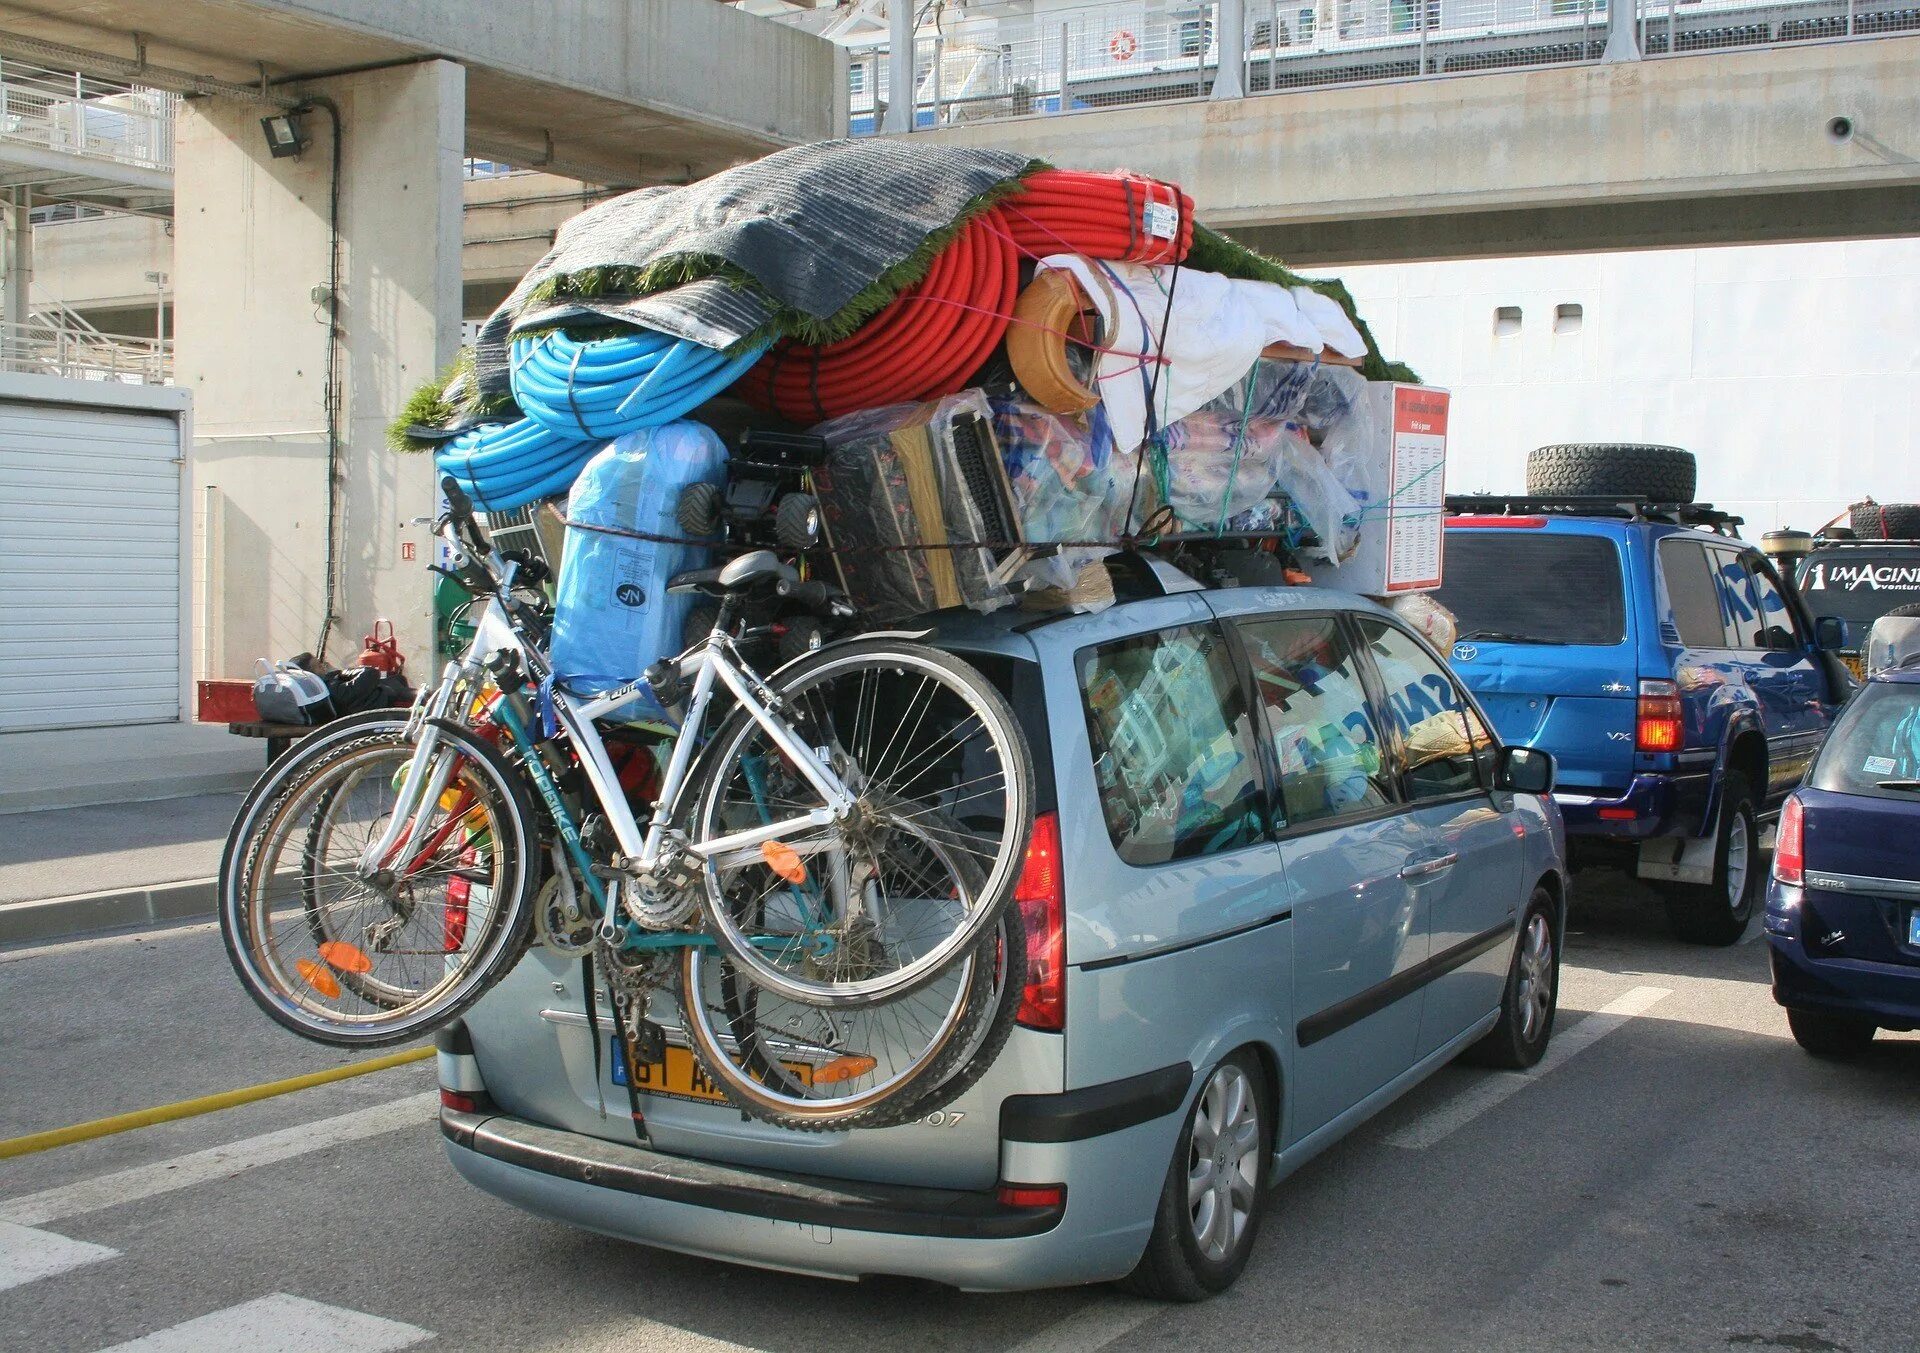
[1446,494,1744,536]
[1809,535,1920,548]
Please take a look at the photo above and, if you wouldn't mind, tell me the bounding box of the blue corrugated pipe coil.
[435,326,770,511]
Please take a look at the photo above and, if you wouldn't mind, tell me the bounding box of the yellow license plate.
[1843,654,1866,680]
[620,1042,814,1104]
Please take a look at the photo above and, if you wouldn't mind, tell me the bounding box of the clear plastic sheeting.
[1273,427,1363,564]
[550,423,729,726]
[1389,593,1460,655]
[1309,366,1387,524]
[1865,615,1920,677]
[993,398,1148,591]
[812,391,1018,622]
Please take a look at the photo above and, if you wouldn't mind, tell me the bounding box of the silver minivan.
[438,577,1567,1298]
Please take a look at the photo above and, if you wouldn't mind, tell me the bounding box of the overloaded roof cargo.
[394,139,1442,635]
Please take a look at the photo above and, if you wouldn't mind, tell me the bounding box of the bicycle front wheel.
[220,717,538,1047]
[691,639,1033,1007]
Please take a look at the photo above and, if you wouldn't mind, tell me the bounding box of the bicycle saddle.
[717,550,798,591]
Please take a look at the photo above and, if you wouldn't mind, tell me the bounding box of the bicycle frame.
[357,520,858,946]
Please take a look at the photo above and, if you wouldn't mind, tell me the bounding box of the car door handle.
[1399,852,1459,880]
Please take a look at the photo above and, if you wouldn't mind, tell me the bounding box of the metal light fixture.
[260,111,309,159]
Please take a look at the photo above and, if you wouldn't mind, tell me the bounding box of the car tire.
[1659,772,1759,946]
[1526,444,1697,502]
[1461,887,1560,1070]
[1847,500,1920,541]
[1786,1008,1877,1058]
[1118,1051,1271,1303]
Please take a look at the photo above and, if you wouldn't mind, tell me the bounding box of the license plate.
[610,1035,814,1105]
[1843,654,1866,681]
[1909,909,1920,948]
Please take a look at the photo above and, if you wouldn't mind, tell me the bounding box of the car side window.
[1744,557,1802,651]
[1237,615,1396,827]
[1712,548,1768,649]
[1358,619,1495,801]
[1076,623,1265,867]
[1659,537,1732,649]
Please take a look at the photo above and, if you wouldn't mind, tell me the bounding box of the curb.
[0,769,260,817]
[0,877,217,946]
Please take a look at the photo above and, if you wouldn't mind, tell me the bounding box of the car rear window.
[1798,550,1920,627]
[1435,531,1626,646]
[1810,681,1920,802]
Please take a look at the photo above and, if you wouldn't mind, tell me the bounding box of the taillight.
[996,1183,1066,1209]
[1635,679,1683,753]
[1773,794,1804,885]
[1015,812,1065,1032]
[439,1089,480,1113]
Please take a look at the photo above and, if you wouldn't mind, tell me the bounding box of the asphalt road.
[3,870,1916,1353]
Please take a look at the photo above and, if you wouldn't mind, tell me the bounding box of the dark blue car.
[1766,666,1920,1055]
[1437,498,1850,946]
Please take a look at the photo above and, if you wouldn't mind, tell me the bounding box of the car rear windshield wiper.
[1874,779,1920,791]
[1455,629,1565,646]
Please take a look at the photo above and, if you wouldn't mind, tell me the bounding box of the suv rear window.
[1798,549,1920,627]
[1077,623,1264,866]
[1435,531,1626,646]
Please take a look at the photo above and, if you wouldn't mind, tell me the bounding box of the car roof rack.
[1446,494,1744,536]
[1809,535,1920,548]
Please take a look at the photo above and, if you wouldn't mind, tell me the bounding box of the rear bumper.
[1555,771,1711,841]
[1764,882,1920,1030]
[439,1093,1183,1290]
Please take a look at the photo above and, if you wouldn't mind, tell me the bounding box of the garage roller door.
[0,400,182,731]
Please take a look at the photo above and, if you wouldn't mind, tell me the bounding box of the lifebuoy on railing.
[1109,29,1138,61]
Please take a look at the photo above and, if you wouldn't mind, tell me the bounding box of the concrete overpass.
[0,0,841,184]
[922,36,1920,265]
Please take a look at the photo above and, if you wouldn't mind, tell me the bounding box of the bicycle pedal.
[630,1018,667,1065]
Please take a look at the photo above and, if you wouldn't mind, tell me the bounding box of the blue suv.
[1435,495,1851,945]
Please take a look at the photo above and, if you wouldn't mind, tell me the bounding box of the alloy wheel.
[1186,1062,1260,1263]
[1517,911,1555,1043]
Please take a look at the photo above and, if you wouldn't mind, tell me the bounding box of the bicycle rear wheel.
[691,639,1032,1007]
[220,718,538,1047]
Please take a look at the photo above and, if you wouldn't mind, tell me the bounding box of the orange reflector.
[296,959,342,999]
[812,1054,877,1085]
[762,840,808,885]
[318,940,373,973]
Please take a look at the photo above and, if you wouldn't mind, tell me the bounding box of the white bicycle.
[220,478,1034,1129]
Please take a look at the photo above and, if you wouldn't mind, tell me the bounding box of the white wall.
[1339,239,1920,534]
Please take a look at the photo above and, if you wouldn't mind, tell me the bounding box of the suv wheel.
[1786,1008,1877,1059]
[1659,772,1759,946]
[1462,887,1560,1069]
[1119,1052,1271,1302]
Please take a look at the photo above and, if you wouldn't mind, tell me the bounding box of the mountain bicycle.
[220,479,1033,1129]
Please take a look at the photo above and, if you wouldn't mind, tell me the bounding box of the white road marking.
[0,1220,117,1289]
[91,1293,432,1352]
[0,1093,436,1228]
[1004,1300,1162,1353]
[1384,985,1672,1151]
[0,1219,117,1292]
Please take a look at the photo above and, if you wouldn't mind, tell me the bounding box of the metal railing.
[0,314,172,385]
[0,58,176,173]
[845,0,1919,130]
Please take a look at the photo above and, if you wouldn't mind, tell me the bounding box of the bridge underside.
[0,0,838,184]
[925,36,1920,265]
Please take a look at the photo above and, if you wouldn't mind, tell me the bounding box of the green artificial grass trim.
[525,160,1049,349]
[387,347,516,453]
[1184,224,1419,385]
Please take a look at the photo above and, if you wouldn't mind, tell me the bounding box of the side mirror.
[1814,616,1846,650]
[1494,745,1556,796]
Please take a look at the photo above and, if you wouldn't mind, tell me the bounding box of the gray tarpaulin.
[471,139,1039,403]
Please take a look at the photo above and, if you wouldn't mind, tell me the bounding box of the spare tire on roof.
[1848,500,1920,540]
[1526,444,1697,502]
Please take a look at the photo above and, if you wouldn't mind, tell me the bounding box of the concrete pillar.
[1212,0,1247,100]
[882,0,914,134]
[176,60,463,681]
[2,187,30,327]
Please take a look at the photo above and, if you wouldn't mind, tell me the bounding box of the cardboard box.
[1306,383,1449,598]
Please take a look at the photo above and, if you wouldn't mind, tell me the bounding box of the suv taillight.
[1015,812,1065,1032]
[1635,679,1683,753]
[1773,794,1804,885]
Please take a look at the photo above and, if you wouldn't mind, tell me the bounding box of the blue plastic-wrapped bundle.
[436,417,602,513]
[550,422,728,726]
[511,328,771,441]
